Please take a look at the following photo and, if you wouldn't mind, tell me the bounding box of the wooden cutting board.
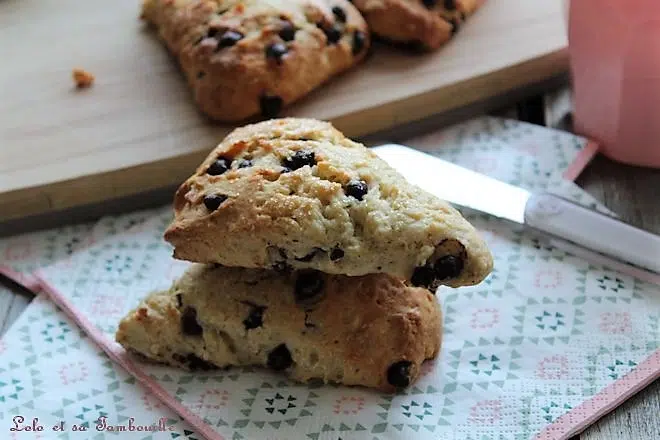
[0,0,567,224]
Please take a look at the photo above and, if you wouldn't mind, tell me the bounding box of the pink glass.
[568,0,660,168]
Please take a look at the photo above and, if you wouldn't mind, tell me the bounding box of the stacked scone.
[140,0,483,122]
[116,118,493,392]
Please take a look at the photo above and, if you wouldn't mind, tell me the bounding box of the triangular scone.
[351,0,482,51]
[164,118,493,289]
[116,264,441,392]
[141,0,369,122]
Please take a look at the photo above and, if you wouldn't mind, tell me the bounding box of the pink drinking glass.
[568,0,660,168]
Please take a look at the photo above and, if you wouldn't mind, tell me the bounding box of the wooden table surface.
[1,98,659,439]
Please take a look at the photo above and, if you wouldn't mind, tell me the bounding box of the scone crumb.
[72,68,94,88]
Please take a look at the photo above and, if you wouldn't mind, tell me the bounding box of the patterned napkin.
[1,117,657,440]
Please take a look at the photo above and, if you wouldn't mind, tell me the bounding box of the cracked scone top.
[116,263,441,392]
[164,118,493,289]
[141,0,369,121]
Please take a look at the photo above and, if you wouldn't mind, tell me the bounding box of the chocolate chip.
[267,344,293,371]
[203,194,228,211]
[387,360,412,388]
[243,305,266,330]
[411,265,435,289]
[175,293,183,308]
[433,255,464,280]
[344,180,368,200]
[272,261,291,273]
[295,249,318,262]
[294,270,325,304]
[207,157,231,175]
[422,0,437,8]
[181,307,203,336]
[265,42,288,63]
[279,23,296,41]
[260,94,283,118]
[330,248,344,261]
[318,23,341,44]
[449,18,460,35]
[352,31,366,55]
[282,150,316,170]
[217,30,243,48]
[444,0,457,10]
[173,353,216,371]
[280,166,292,174]
[237,159,253,168]
[332,6,347,23]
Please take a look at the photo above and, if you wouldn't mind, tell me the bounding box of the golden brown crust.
[164,118,493,289]
[116,263,442,392]
[352,0,482,50]
[141,0,370,121]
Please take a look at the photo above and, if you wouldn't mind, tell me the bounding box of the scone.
[351,0,482,50]
[116,263,442,392]
[164,118,493,290]
[141,0,369,122]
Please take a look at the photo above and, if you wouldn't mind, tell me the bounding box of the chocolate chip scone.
[141,0,369,122]
[116,263,442,392]
[351,0,482,51]
[164,118,493,289]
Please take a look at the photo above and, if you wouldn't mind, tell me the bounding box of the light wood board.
[0,0,568,223]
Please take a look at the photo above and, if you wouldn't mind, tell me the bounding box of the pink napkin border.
[3,139,658,440]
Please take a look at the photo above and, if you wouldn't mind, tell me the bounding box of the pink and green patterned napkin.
[1,117,657,440]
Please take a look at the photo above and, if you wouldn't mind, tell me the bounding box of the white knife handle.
[524,193,660,274]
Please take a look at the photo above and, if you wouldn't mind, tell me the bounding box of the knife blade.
[373,144,660,276]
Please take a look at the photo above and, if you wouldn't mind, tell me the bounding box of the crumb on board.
[72,68,94,88]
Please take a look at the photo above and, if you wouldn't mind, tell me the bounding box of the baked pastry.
[164,118,493,290]
[116,263,442,392]
[351,0,482,51]
[140,0,369,122]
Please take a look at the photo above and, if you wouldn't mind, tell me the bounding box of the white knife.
[373,144,660,277]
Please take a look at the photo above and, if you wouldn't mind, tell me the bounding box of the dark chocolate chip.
[181,307,203,336]
[282,150,316,170]
[260,94,283,118]
[344,180,368,200]
[265,42,289,63]
[318,23,341,44]
[173,353,217,371]
[411,265,435,289]
[237,159,253,168]
[387,360,412,388]
[422,0,437,8]
[332,6,347,23]
[272,261,291,273]
[304,311,316,328]
[295,249,318,262]
[203,194,228,211]
[294,270,325,304]
[444,0,457,10]
[175,293,183,308]
[280,166,292,174]
[207,157,231,175]
[352,31,366,55]
[279,23,297,41]
[449,18,460,35]
[330,248,344,261]
[433,255,464,280]
[243,305,266,330]
[217,30,243,48]
[267,344,293,371]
